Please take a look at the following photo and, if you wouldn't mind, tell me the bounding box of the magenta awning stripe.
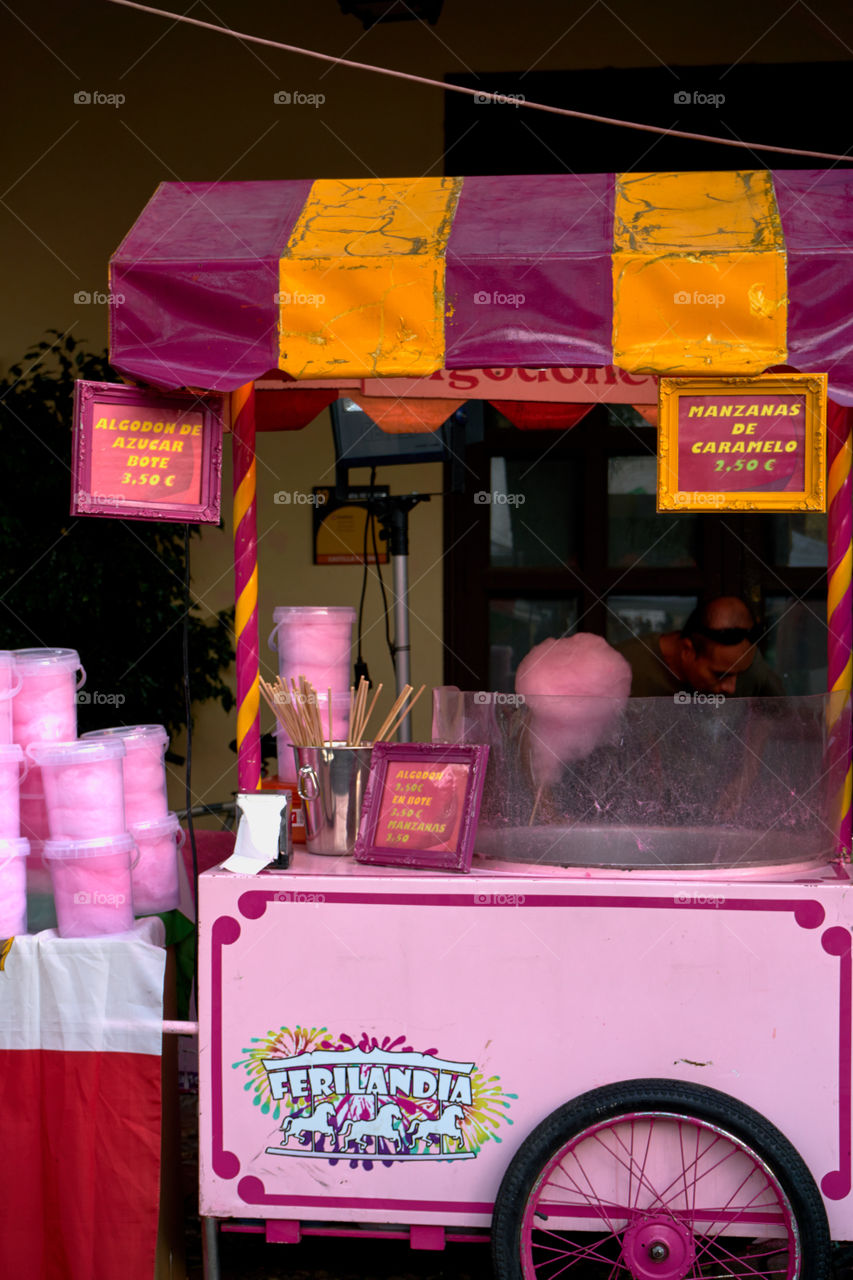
[774,170,853,406]
[107,172,853,398]
[110,180,313,391]
[443,173,615,370]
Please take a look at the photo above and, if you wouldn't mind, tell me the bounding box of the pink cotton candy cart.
[198,688,853,1280]
[102,168,853,1280]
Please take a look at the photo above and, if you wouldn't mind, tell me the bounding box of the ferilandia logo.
[235,1026,516,1168]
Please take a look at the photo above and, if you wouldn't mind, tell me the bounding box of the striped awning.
[109,170,853,403]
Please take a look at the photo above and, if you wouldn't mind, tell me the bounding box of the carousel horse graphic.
[279,1100,337,1147]
[338,1103,405,1153]
[408,1105,466,1151]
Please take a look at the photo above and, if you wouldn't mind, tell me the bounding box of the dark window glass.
[489,457,582,568]
[605,596,697,648]
[489,598,579,691]
[764,596,827,694]
[608,456,698,569]
[768,514,827,567]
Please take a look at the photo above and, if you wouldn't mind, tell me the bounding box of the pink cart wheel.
[492,1080,830,1280]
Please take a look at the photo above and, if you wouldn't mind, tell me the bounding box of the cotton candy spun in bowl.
[515,635,632,784]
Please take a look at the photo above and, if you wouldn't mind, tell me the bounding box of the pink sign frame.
[354,742,489,873]
[71,380,225,523]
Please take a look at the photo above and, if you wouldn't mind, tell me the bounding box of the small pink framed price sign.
[354,742,489,873]
[71,381,225,523]
[657,372,827,513]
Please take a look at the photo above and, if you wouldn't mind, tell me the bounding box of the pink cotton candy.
[45,759,123,808]
[20,795,51,892]
[15,711,77,744]
[46,843,134,937]
[14,684,77,741]
[0,841,28,934]
[79,727,170,828]
[13,650,81,750]
[20,791,50,835]
[122,752,168,821]
[30,741,126,841]
[130,815,181,914]
[0,747,24,838]
[47,805,126,839]
[515,634,632,784]
[0,778,19,839]
[124,792,168,826]
[272,607,355,695]
[0,655,19,745]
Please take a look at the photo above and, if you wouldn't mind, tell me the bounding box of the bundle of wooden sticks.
[258,675,425,748]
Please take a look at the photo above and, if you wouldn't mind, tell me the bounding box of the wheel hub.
[622,1216,695,1280]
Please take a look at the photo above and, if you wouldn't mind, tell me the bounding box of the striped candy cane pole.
[232,383,261,792]
[827,402,852,858]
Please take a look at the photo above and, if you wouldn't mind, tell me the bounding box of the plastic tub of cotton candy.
[515,634,632,797]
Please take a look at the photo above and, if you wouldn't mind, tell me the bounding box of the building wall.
[1,0,848,806]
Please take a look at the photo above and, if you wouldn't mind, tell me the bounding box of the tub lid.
[81,725,169,748]
[13,648,81,670]
[130,812,181,839]
[0,837,30,858]
[43,832,136,860]
[271,605,356,626]
[28,738,126,765]
[0,651,15,669]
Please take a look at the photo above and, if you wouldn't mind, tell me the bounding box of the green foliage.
[0,332,235,742]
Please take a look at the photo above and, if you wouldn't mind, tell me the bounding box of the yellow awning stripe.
[278,177,462,379]
[612,170,788,375]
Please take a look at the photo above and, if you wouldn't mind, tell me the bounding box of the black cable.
[369,467,395,673]
[182,524,199,1009]
[356,479,370,674]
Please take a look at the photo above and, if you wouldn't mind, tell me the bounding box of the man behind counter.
[617,596,785,698]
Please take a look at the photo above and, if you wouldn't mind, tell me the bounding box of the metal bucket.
[295,744,373,856]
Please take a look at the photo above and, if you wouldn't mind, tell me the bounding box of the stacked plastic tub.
[268,606,356,785]
[6,647,181,938]
[81,725,181,917]
[14,648,81,900]
[0,651,28,936]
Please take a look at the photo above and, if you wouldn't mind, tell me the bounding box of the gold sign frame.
[658,373,827,513]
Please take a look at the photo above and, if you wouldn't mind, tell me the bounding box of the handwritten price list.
[374,762,468,856]
[89,404,205,506]
[678,393,806,494]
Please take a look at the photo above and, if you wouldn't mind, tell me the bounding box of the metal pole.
[392,551,412,741]
[202,1217,221,1280]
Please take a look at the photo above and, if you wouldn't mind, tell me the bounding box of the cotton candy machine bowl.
[474,823,829,872]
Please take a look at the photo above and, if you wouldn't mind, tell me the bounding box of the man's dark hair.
[681,598,761,653]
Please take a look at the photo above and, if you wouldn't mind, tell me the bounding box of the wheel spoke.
[531,1227,626,1272]
[589,1124,670,1207]
[542,1151,624,1237]
[692,1227,792,1277]
[688,1164,788,1242]
[507,1090,823,1280]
